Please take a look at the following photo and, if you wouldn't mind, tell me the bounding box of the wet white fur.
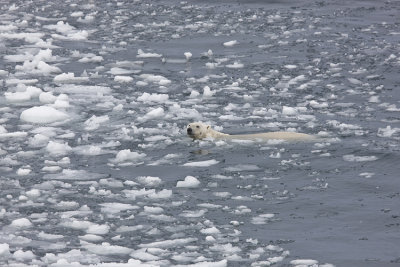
[186,122,315,141]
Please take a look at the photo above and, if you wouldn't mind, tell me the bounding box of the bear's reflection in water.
[190,149,210,155]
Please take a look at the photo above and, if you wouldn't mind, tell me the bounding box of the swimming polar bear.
[186,122,315,141]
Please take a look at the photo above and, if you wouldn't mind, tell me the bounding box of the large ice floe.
[0,0,399,266]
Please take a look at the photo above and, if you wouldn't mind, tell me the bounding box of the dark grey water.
[0,0,399,266]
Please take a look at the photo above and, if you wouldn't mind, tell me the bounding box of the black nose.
[187,128,192,134]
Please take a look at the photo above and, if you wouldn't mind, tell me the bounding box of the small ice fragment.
[112,149,146,164]
[17,167,31,176]
[20,106,69,124]
[176,176,200,188]
[137,49,162,58]
[223,40,238,47]
[10,218,32,228]
[226,62,244,69]
[183,159,219,167]
[290,259,318,266]
[46,141,72,157]
[0,243,10,258]
[343,154,378,162]
[200,226,220,235]
[39,92,57,104]
[203,86,215,97]
[282,106,297,116]
[13,250,36,261]
[114,76,133,83]
[137,92,169,103]
[377,126,398,137]
[184,52,192,60]
[137,176,162,187]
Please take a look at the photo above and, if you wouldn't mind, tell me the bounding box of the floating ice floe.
[137,176,162,187]
[111,149,146,165]
[20,106,69,124]
[114,76,133,83]
[43,169,107,181]
[137,92,169,103]
[84,115,110,131]
[54,72,90,83]
[46,141,72,156]
[184,51,192,60]
[226,62,244,69]
[139,73,171,86]
[223,40,238,47]
[10,218,32,228]
[203,86,215,97]
[377,126,399,137]
[183,159,219,167]
[138,107,165,122]
[137,49,162,58]
[5,85,42,102]
[176,176,200,188]
[343,154,378,162]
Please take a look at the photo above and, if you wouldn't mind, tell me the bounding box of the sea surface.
[0,0,399,266]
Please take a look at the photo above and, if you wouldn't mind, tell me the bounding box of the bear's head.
[186,122,210,140]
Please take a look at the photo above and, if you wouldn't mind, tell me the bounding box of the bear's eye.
[196,125,200,128]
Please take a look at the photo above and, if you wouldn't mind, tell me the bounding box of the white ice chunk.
[139,237,197,249]
[53,72,89,83]
[138,107,165,122]
[226,62,244,69]
[37,232,64,240]
[137,49,162,58]
[39,92,57,104]
[10,218,32,228]
[200,226,220,235]
[87,224,110,235]
[20,106,69,124]
[28,134,50,147]
[84,115,109,131]
[377,126,399,137]
[46,141,72,156]
[111,149,146,165]
[54,84,111,95]
[290,259,318,266]
[282,106,298,116]
[114,76,133,83]
[343,154,378,162]
[16,167,31,176]
[0,243,10,258]
[13,249,36,261]
[26,189,41,198]
[251,214,275,225]
[139,74,171,86]
[284,64,297,69]
[176,176,200,188]
[147,189,172,200]
[183,159,219,167]
[137,92,169,103]
[100,203,139,214]
[5,85,43,102]
[175,260,227,267]
[137,176,162,187]
[184,52,192,60]
[203,86,215,97]
[43,169,107,181]
[223,40,238,47]
[84,242,133,256]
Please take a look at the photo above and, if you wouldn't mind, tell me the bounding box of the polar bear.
[186,122,315,141]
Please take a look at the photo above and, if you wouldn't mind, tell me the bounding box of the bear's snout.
[187,127,193,135]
